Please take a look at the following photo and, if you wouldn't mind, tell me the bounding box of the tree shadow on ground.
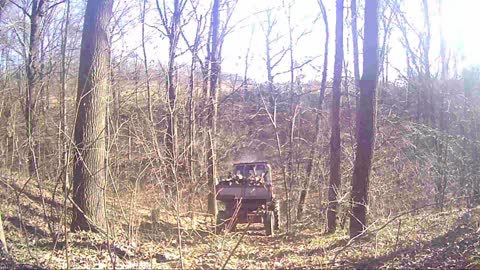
[126,219,213,244]
[5,216,49,238]
[0,180,63,210]
[354,223,480,269]
[303,238,349,257]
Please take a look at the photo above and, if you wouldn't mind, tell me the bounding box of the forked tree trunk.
[165,0,182,178]
[156,0,184,186]
[71,0,113,232]
[326,0,344,234]
[349,0,379,239]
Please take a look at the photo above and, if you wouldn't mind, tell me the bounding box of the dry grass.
[1,171,479,269]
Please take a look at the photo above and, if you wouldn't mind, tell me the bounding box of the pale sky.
[117,0,480,83]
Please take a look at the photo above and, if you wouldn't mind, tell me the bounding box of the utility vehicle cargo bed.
[216,182,272,201]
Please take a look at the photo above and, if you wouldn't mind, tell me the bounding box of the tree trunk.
[326,0,344,234]
[188,18,202,181]
[71,0,113,232]
[297,0,329,221]
[25,0,45,177]
[349,0,379,239]
[351,0,360,98]
[165,0,182,179]
[0,212,6,254]
[421,0,435,127]
[0,0,7,20]
[287,3,297,230]
[141,0,153,123]
[207,0,220,217]
[436,0,449,210]
[60,0,71,192]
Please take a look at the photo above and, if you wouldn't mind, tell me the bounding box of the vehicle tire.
[273,200,280,231]
[215,210,228,234]
[264,211,275,236]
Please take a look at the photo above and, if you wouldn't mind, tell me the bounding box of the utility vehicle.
[215,162,280,236]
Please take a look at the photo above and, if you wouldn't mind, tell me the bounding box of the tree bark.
[349,0,379,239]
[326,0,344,234]
[25,0,46,177]
[351,0,360,95]
[71,0,113,232]
[207,0,220,217]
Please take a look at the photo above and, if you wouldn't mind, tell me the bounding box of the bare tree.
[349,0,379,239]
[421,0,435,127]
[435,0,449,210]
[351,0,360,93]
[259,6,291,231]
[71,0,113,231]
[207,0,220,217]
[326,0,344,233]
[156,0,186,181]
[297,0,329,221]
[141,0,153,123]
[59,0,70,191]
[24,0,47,176]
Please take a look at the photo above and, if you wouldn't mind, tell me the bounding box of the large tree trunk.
[25,0,45,177]
[326,0,344,234]
[207,0,220,217]
[297,0,329,221]
[71,0,113,232]
[349,0,379,239]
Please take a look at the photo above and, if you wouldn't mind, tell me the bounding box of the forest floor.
[1,172,479,269]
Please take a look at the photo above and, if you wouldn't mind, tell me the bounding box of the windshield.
[234,164,267,177]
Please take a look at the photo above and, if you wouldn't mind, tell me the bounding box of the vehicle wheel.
[215,210,228,234]
[273,200,280,230]
[264,211,275,236]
